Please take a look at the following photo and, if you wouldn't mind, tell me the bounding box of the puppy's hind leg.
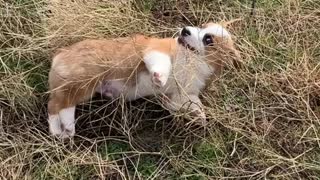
[48,113,62,136]
[59,106,76,138]
[48,94,64,137]
[47,92,77,139]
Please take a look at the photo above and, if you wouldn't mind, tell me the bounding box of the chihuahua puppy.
[48,22,241,138]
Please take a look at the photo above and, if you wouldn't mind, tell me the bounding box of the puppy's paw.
[152,72,168,87]
[60,123,75,139]
[159,94,171,104]
[49,127,63,137]
[186,109,208,127]
[49,121,75,139]
[59,131,74,139]
[48,115,63,137]
[50,129,75,139]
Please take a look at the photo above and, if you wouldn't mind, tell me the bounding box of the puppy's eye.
[203,34,213,46]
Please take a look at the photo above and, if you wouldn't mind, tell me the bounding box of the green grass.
[136,156,158,178]
[99,141,131,160]
[1,0,320,179]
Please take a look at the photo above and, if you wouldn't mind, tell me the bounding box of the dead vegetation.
[0,0,320,179]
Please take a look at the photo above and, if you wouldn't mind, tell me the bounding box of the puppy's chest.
[96,54,213,99]
[169,55,213,90]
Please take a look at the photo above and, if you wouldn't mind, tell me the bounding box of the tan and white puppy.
[47,22,241,138]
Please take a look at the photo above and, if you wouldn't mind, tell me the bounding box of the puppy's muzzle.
[181,27,191,37]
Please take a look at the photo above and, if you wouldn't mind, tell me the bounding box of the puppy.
[47,22,241,138]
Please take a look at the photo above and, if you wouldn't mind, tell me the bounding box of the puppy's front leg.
[143,51,171,87]
[162,93,207,126]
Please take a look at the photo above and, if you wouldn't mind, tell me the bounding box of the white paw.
[48,114,63,136]
[159,94,171,104]
[152,72,168,87]
[58,106,76,139]
[186,109,208,126]
[61,123,75,139]
[51,127,75,139]
[48,116,75,139]
[59,131,74,139]
[50,127,63,137]
[49,127,74,139]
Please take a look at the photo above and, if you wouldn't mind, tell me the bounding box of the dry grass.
[1,0,320,179]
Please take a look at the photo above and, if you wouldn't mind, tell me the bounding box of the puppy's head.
[178,21,241,68]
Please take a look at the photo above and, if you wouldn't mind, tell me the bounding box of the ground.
[0,0,320,179]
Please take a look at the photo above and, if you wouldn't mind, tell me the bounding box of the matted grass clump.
[1,0,320,179]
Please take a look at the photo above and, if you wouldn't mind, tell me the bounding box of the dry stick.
[251,0,257,17]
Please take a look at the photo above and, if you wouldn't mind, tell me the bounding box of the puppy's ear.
[202,18,242,28]
[229,45,242,69]
[219,18,242,28]
[223,36,242,69]
[221,18,243,68]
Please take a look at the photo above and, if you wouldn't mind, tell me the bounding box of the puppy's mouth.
[177,37,196,52]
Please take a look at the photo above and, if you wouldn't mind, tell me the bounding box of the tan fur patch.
[48,35,178,113]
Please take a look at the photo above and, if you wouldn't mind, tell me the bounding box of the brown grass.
[1,0,320,179]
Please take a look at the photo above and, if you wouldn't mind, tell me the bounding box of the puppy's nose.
[181,27,191,36]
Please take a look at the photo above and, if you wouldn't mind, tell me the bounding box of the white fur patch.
[59,106,76,138]
[181,27,203,51]
[48,114,62,136]
[180,25,231,52]
[202,24,230,38]
[125,71,155,101]
[143,51,171,87]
